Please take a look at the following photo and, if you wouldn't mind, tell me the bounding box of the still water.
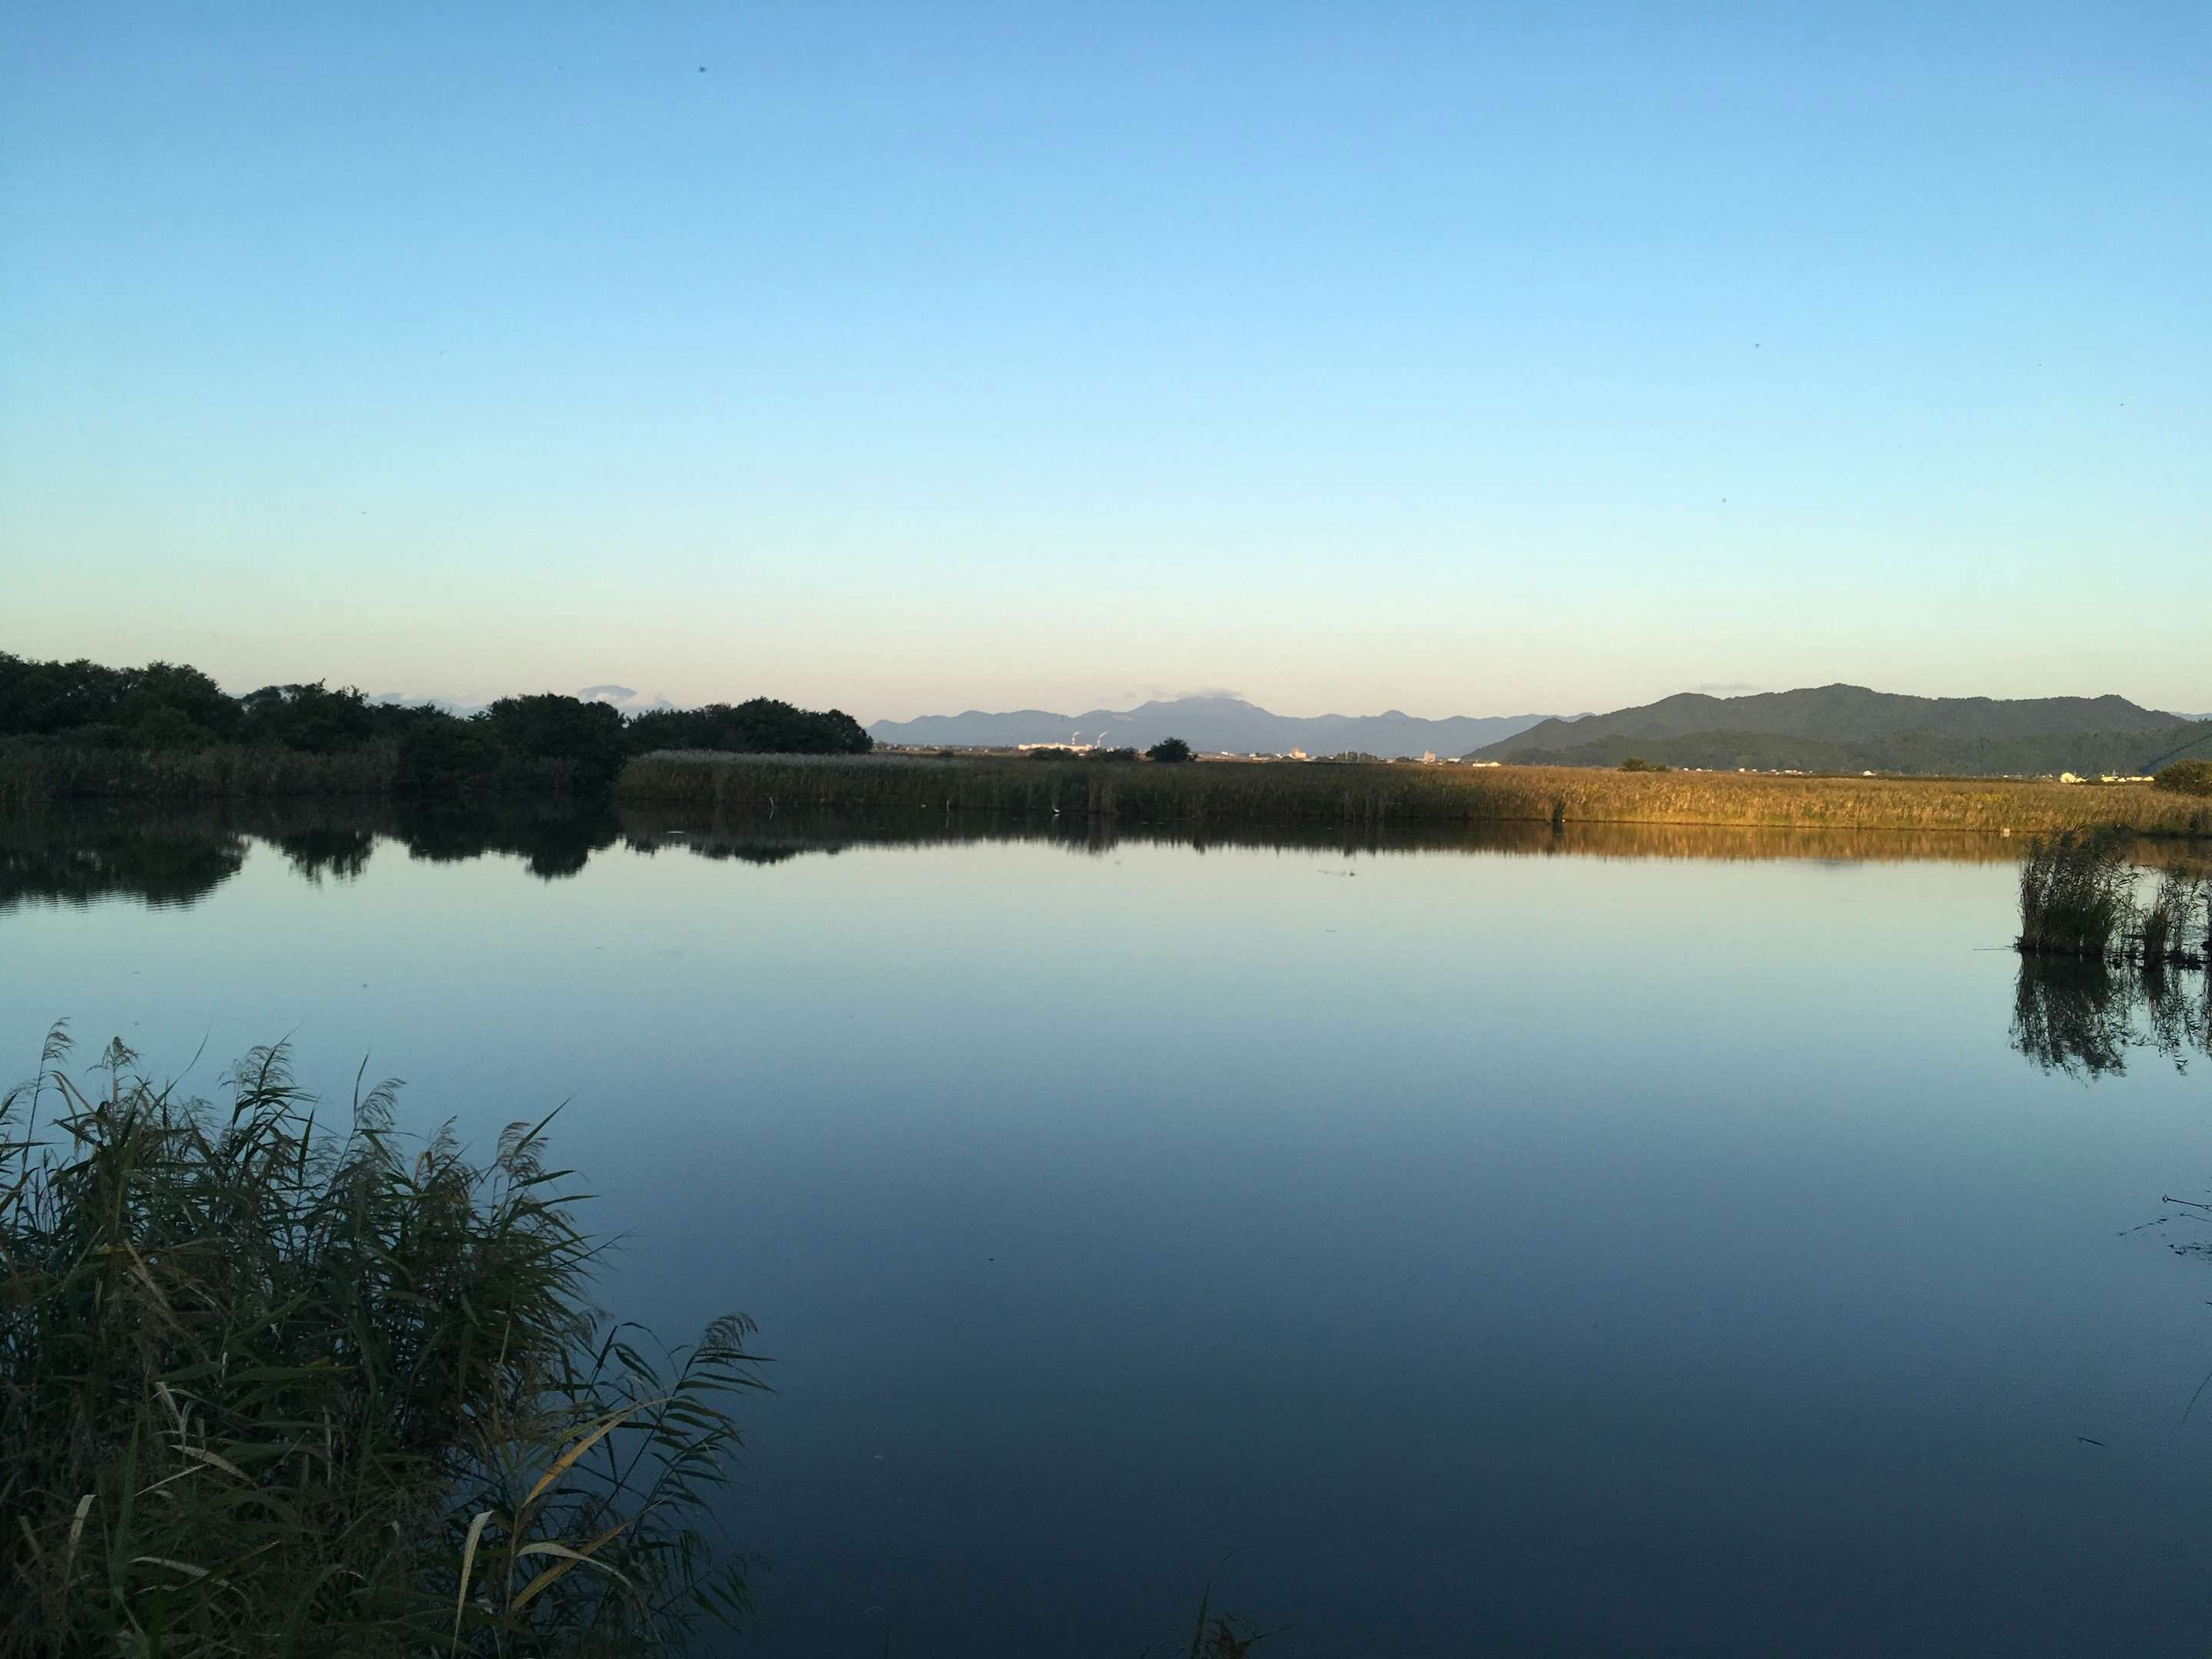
[6,805,2212,1655]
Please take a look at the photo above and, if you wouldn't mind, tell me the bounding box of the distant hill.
[1472,684,2212,776]
[868,695,1555,757]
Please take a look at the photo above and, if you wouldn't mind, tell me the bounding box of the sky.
[4,2,2207,724]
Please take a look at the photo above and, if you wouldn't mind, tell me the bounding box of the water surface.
[6,805,2211,1655]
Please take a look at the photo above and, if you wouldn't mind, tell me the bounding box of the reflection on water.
[0,815,250,910]
[18,799,2210,1086]
[270,823,376,884]
[2013,952,2212,1078]
[0,801,628,911]
[0,800,2108,917]
[624,811,2056,867]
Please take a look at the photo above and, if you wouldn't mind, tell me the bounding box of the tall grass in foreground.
[0,1028,762,1656]
[618,753,2212,838]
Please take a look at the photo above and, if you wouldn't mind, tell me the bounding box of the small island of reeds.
[2017,830,2212,969]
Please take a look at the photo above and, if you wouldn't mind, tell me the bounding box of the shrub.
[1146,737,1195,764]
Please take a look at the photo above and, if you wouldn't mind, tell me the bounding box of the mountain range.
[867,696,1556,757]
[869,684,2212,776]
[1471,684,2212,776]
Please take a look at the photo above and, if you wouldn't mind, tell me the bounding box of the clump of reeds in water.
[0,1026,763,1655]
[2141,867,2212,970]
[2017,832,2212,967]
[2017,830,2142,960]
[2013,835,2212,1076]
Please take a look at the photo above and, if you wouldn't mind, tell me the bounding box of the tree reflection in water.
[0,802,626,912]
[0,817,249,912]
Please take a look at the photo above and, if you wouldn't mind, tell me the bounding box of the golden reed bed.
[619,753,2212,841]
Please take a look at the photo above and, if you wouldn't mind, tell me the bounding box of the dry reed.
[616,753,2212,839]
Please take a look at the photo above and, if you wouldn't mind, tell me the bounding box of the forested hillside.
[1473,685,2210,775]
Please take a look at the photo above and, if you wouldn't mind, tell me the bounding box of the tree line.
[0,652,872,796]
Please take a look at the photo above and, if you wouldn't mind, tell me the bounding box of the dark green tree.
[2,651,876,801]
[237,682,386,752]
[625,698,871,757]
[482,694,629,792]
[1146,737,1194,763]
[395,719,506,795]
[2154,759,2212,797]
[0,654,237,748]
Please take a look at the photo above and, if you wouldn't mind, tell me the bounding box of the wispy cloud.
[1692,680,1763,696]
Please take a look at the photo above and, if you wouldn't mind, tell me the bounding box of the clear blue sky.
[5,2,2206,721]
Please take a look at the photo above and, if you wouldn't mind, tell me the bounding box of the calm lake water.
[6,803,2212,1655]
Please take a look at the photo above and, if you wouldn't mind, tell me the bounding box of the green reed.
[0,1027,762,1657]
[2141,867,2211,967]
[2017,830,2212,968]
[0,743,406,804]
[2018,830,2138,959]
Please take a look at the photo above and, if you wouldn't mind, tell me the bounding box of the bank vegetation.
[616,753,2212,839]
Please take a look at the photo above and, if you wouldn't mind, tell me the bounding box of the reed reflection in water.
[2013,955,2212,1078]
[22,800,2212,1083]
[4,800,2110,918]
